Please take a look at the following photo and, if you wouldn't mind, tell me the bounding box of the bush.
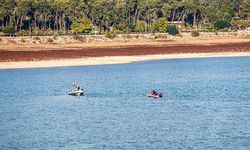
[46,28,54,36]
[19,30,29,36]
[176,33,183,37]
[47,38,54,43]
[65,30,73,35]
[191,31,200,37]
[135,20,146,32]
[128,24,136,32]
[3,26,16,35]
[33,37,40,40]
[114,24,127,33]
[114,24,135,33]
[205,26,216,32]
[73,35,87,42]
[32,28,46,36]
[71,17,93,34]
[53,36,58,40]
[167,25,179,35]
[105,31,117,39]
[135,34,140,38]
[122,34,140,39]
[20,38,26,43]
[57,30,65,35]
[154,34,168,39]
[0,32,4,36]
[32,27,40,36]
[214,20,231,30]
[234,20,250,28]
[122,34,133,39]
[152,18,168,32]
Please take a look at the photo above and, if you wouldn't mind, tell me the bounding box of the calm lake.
[0,57,250,149]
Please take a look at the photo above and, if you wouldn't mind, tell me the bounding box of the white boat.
[68,84,84,96]
[68,89,84,96]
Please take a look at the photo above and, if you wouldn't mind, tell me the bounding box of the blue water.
[0,57,250,149]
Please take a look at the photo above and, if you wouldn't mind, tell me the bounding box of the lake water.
[0,57,250,149]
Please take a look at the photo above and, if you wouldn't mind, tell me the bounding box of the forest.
[0,0,250,35]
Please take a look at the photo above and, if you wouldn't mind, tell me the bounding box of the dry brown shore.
[0,36,250,69]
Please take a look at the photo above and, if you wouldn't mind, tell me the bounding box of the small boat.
[68,84,84,96]
[68,89,84,96]
[147,90,163,98]
[147,93,163,98]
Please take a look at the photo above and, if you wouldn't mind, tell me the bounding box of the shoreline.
[1,41,250,62]
[1,36,250,69]
[1,37,250,52]
[1,52,250,69]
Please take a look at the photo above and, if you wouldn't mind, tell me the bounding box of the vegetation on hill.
[0,0,250,36]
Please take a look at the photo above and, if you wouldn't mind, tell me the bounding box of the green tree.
[89,0,115,32]
[161,2,171,19]
[66,0,86,22]
[0,0,250,35]
[138,0,162,31]
[71,17,93,34]
[152,18,168,32]
[135,20,146,32]
[241,0,250,18]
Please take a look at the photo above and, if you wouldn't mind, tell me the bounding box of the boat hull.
[68,90,84,96]
[147,93,163,98]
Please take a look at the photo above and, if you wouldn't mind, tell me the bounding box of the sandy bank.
[1,41,250,62]
[1,37,250,52]
[1,36,250,69]
[1,52,250,69]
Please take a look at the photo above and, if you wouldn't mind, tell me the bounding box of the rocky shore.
[0,31,250,45]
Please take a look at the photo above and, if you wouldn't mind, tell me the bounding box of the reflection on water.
[0,57,250,149]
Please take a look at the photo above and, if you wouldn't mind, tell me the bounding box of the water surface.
[0,57,250,149]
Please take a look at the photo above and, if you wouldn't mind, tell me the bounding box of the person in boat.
[149,90,158,96]
[151,90,158,95]
[73,84,81,91]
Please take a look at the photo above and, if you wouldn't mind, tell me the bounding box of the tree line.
[0,0,250,35]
